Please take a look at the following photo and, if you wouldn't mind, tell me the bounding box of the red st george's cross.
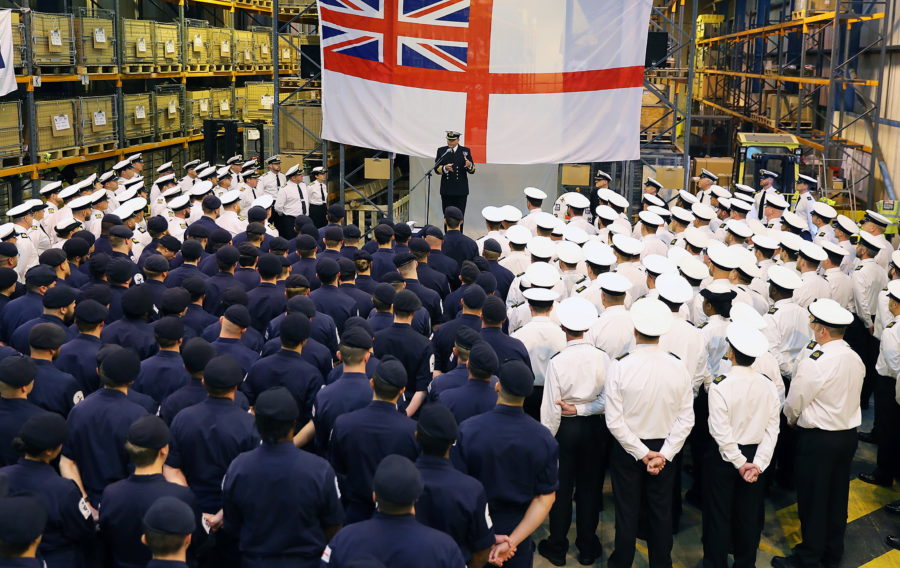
[319,0,645,162]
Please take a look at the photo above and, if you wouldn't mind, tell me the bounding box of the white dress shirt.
[794,270,831,308]
[541,340,610,436]
[708,365,781,471]
[259,170,285,199]
[762,298,812,379]
[306,180,327,206]
[852,257,888,327]
[719,352,785,403]
[604,344,694,461]
[700,314,730,384]
[876,314,900,378]
[499,250,530,277]
[217,210,247,237]
[167,215,188,241]
[793,191,816,234]
[567,216,597,236]
[660,315,710,395]
[12,226,37,283]
[615,262,648,300]
[586,304,634,359]
[519,209,542,234]
[508,303,558,334]
[236,183,260,212]
[784,339,864,430]
[178,175,197,193]
[824,267,854,312]
[511,316,566,388]
[813,224,837,246]
[274,181,308,217]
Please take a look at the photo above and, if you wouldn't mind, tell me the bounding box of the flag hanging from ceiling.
[0,10,18,98]
[318,0,652,165]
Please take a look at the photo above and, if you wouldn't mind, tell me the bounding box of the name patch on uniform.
[321,546,332,563]
[810,350,824,360]
[713,374,727,384]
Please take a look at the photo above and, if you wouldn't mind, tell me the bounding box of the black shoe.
[858,471,893,487]
[885,500,900,514]
[771,556,799,568]
[888,535,900,551]
[859,431,877,444]
[538,539,567,567]
[577,552,600,566]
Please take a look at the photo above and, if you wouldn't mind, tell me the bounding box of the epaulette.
[669,351,681,360]
[575,276,586,285]
[855,265,864,271]
[616,352,630,361]
[93,212,103,219]
[238,215,247,222]
[516,272,524,278]
[179,222,187,229]
[888,321,896,329]
[137,226,147,233]
[818,232,826,237]
[768,306,778,314]
[575,285,588,294]
[671,238,678,245]
[883,287,889,292]
[721,353,728,360]
[511,301,524,309]
[697,321,708,328]
[809,350,824,360]
[806,340,817,350]
[713,374,726,384]
[167,210,174,217]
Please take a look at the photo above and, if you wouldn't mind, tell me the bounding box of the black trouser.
[875,375,900,480]
[275,214,298,239]
[308,203,327,228]
[523,386,542,421]
[609,439,676,568]
[545,415,608,558]
[687,390,712,496]
[702,444,765,568]
[793,427,858,568]
[441,194,468,217]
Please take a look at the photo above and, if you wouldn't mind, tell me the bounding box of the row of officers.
[0,168,893,567]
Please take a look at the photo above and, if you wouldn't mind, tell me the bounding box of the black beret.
[295,216,313,229]
[255,386,299,421]
[459,261,480,282]
[327,204,345,219]
[109,225,133,239]
[373,282,396,305]
[127,415,170,449]
[296,234,317,251]
[284,274,309,289]
[216,245,240,265]
[182,275,207,297]
[72,230,96,246]
[153,316,184,341]
[373,455,423,505]
[424,225,444,239]
[28,322,66,350]
[373,224,394,241]
[455,326,480,350]
[237,243,259,259]
[202,195,222,210]
[393,223,412,239]
[0,496,47,545]
[203,355,243,388]
[122,287,153,317]
[25,265,56,287]
[408,237,430,254]
[343,224,361,239]
[223,304,251,328]
[38,248,66,267]
[354,250,372,262]
[160,288,191,315]
[180,239,204,261]
[186,223,209,239]
[147,216,168,233]
[0,241,17,257]
[0,355,34,387]
[316,258,340,280]
[42,285,77,309]
[373,355,407,388]
[246,221,266,235]
[392,253,416,268]
[158,235,181,253]
[210,229,232,245]
[286,296,316,318]
[143,254,170,273]
[269,237,289,252]
[75,299,107,323]
[182,338,215,374]
[417,404,458,441]
[257,254,282,279]
[18,412,66,452]
[468,341,499,375]
[499,360,534,397]
[338,257,356,279]
[340,326,373,350]
[393,289,421,312]
[444,206,463,221]
[471,256,489,272]
[462,284,487,309]
[102,213,122,225]
[381,271,404,284]
[0,267,17,290]
[280,313,311,344]
[221,286,248,308]
[482,295,506,321]
[483,238,502,254]
[62,238,90,258]
[343,316,371,334]
[106,258,136,284]
[324,225,344,242]
[102,348,141,384]
[143,496,195,536]
[247,207,267,223]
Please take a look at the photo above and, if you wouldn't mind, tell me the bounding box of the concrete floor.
[531,410,900,568]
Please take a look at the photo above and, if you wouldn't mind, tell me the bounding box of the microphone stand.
[407,147,453,226]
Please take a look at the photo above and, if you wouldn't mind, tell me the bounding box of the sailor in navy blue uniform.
[133,317,189,405]
[0,413,93,568]
[180,276,218,336]
[434,131,476,216]
[0,494,49,567]
[201,287,266,351]
[431,284,484,373]
[223,387,344,568]
[140,254,172,310]
[437,341,499,424]
[441,206,478,268]
[101,286,157,360]
[99,415,199,568]
[422,226,460,289]
[247,253,285,333]
[0,356,48,466]
[204,245,244,315]
[0,266,18,317]
[164,240,208,288]
[10,284,77,355]
[367,283,398,335]
[55,299,108,395]
[319,226,345,261]
[410,237,450,299]
[327,356,418,524]
[290,235,322,291]
[193,195,222,235]
[60,347,148,508]
[157,288,197,341]
[61,239,90,288]
[479,296,532,367]
[453,360,559,568]
[210,305,259,374]
[141,496,196,568]
[166,355,259,516]
[414,405,495,566]
[295,327,374,453]
[266,295,339,360]
[27,324,83,418]
[243,314,323,420]
[372,290,435,417]
[427,327,481,403]
[310,258,358,333]
[352,251,376,294]
[105,258,137,323]
[235,244,262,291]
[0,265,56,343]
[337,258,373,317]
[443,261,479,322]
[370,224,396,282]
[483,239,515,300]
[321,454,465,567]
[395,253,442,327]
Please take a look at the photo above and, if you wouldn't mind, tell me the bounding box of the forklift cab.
[734,133,801,197]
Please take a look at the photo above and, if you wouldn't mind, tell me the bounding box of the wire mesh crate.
[208,28,233,71]
[210,87,233,119]
[10,11,25,72]
[121,19,154,72]
[74,8,117,74]
[184,19,209,72]
[155,85,184,140]
[30,12,76,73]
[244,82,274,122]
[186,90,211,135]
[250,27,272,72]
[234,86,246,121]
[122,93,155,144]
[152,21,181,73]
[233,30,254,71]
[34,99,79,158]
[278,34,298,73]
[0,101,24,167]
[77,95,118,152]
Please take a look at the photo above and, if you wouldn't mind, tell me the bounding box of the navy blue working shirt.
[325,357,379,385]
[202,321,265,352]
[404,279,442,326]
[442,283,470,322]
[181,303,218,336]
[204,272,245,315]
[354,274,376,294]
[99,473,200,568]
[442,230,478,268]
[480,327,532,368]
[430,313,481,373]
[106,284,128,323]
[310,284,358,333]
[487,260,515,301]
[337,283,372,317]
[367,307,431,338]
[62,388,148,505]
[0,458,94,567]
[415,454,495,563]
[0,291,43,343]
[437,380,498,424]
[222,441,344,568]
[327,401,418,523]
[28,359,82,418]
[166,396,260,512]
[267,312,338,358]
[163,263,208,288]
[417,263,451,300]
[247,282,286,333]
[0,399,47,466]
[65,268,89,289]
[427,364,468,403]
[370,249,395,282]
[242,349,323,419]
[139,280,167,315]
[127,389,159,415]
[56,334,103,394]
[312,371,373,453]
[428,249,459,290]
[101,318,158,360]
[210,337,260,375]
[289,258,321,290]
[235,266,261,291]
[9,313,75,355]
[159,380,250,425]
[322,513,465,568]
[132,350,190,404]
[259,336,333,379]
[373,323,435,403]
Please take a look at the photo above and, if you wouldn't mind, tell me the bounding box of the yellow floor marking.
[776,503,803,548]
[858,549,900,568]
[847,479,900,523]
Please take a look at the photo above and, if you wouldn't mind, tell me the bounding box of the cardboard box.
[693,157,733,178]
[561,164,591,186]
[279,104,321,151]
[365,158,391,180]
[644,165,685,191]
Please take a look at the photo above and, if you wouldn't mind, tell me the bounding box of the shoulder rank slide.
[768,306,778,314]
[806,340,817,350]
[713,374,726,384]
[809,350,824,360]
